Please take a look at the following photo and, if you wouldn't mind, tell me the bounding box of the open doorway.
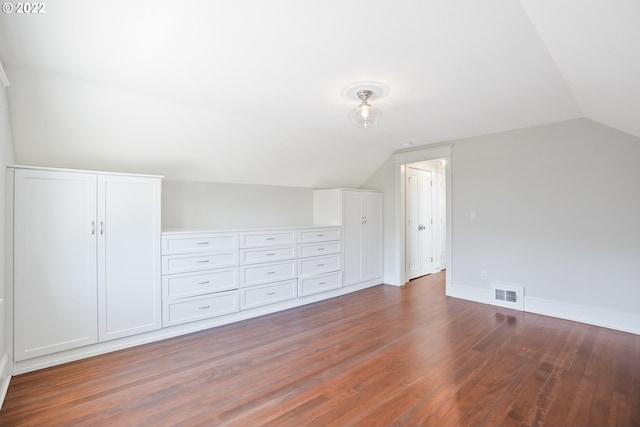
[405,159,446,281]
[393,145,451,292]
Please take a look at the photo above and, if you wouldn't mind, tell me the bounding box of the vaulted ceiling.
[0,0,638,187]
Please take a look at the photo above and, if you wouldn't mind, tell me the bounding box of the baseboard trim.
[384,273,401,286]
[525,296,640,335]
[446,283,491,305]
[0,352,11,410]
[448,283,640,335]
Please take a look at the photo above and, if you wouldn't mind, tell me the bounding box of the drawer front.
[298,254,341,277]
[240,231,296,248]
[298,241,341,258]
[298,271,342,297]
[240,260,297,287]
[163,268,239,299]
[165,291,239,326]
[162,233,238,254]
[239,245,296,265]
[162,251,238,274]
[297,228,341,244]
[240,280,297,310]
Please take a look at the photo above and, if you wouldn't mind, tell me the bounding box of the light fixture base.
[341,81,390,102]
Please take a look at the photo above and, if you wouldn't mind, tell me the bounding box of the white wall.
[162,180,313,229]
[0,81,16,405]
[374,118,640,333]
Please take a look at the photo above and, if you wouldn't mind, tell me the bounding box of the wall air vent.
[490,283,524,311]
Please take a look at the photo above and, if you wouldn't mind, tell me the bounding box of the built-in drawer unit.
[161,226,344,327]
[298,228,341,244]
[163,268,239,300]
[161,231,241,327]
[165,290,240,326]
[239,245,297,265]
[240,260,297,287]
[297,241,341,258]
[298,254,341,278]
[240,230,296,248]
[298,271,342,297]
[162,251,238,275]
[162,232,238,255]
[239,279,297,310]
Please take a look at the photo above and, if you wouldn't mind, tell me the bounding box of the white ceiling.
[0,0,637,187]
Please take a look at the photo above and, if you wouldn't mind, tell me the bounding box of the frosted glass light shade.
[349,102,382,128]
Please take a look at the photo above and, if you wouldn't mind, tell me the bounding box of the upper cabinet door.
[13,169,98,361]
[97,175,161,341]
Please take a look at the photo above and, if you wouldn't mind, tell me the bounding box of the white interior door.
[406,167,435,280]
[418,170,434,275]
[437,170,447,269]
[405,169,420,279]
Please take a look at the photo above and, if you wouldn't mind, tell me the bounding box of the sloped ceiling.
[0,0,636,187]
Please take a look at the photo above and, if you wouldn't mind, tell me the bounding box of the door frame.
[393,145,452,292]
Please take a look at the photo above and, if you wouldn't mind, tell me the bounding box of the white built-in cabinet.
[313,189,383,287]
[10,166,162,362]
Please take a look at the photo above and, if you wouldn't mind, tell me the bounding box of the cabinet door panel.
[14,169,98,361]
[364,192,384,280]
[342,191,364,286]
[98,175,161,341]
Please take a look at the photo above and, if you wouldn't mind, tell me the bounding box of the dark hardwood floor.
[1,272,638,426]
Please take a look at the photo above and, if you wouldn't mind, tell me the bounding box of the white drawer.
[163,268,239,300]
[298,254,341,277]
[162,251,238,274]
[298,271,342,297]
[240,230,296,248]
[240,280,297,310]
[297,228,341,244]
[162,233,238,254]
[240,260,297,287]
[165,290,239,326]
[298,241,341,258]
[239,245,296,265]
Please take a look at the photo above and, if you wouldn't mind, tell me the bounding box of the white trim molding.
[0,352,10,409]
[525,296,640,335]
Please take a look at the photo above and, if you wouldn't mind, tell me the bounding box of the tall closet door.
[14,169,98,361]
[364,192,383,280]
[342,191,364,286]
[97,175,161,341]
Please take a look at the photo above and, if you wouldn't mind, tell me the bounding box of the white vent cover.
[490,283,524,311]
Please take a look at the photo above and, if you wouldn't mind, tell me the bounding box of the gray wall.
[451,119,640,315]
[162,180,314,230]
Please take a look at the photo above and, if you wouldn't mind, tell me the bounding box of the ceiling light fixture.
[349,90,381,129]
[341,81,390,130]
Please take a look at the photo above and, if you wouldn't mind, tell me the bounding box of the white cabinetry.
[98,175,162,341]
[296,228,342,296]
[313,189,383,287]
[161,232,240,326]
[239,230,298,309]
[11,167,162,362]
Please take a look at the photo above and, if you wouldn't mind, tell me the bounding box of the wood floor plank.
[1,271,639,426]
